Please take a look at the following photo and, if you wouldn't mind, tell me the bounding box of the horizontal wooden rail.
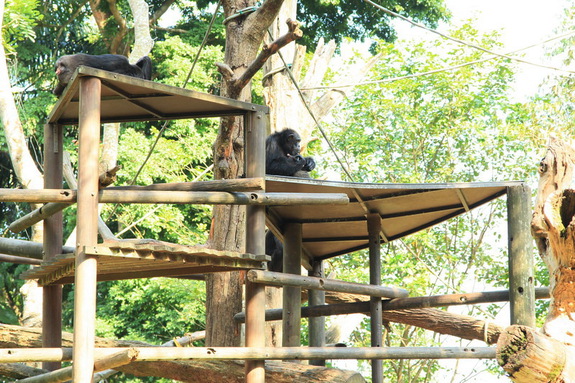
[0,189,349,206]
[234,287,551,323]
[247,270,409,299]
[107,177,265,192]
[0,346,496,363]
[0,237,74,259]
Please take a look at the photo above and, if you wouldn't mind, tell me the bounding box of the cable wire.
[364,0,575,75]
[302,28,575,91]
[266,29,356,182]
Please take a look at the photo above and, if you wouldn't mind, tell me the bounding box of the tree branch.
[227,19,302,97]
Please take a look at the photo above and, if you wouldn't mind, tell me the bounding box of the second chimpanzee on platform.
[265,128,316,272]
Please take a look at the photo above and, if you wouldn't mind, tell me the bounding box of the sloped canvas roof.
[265,176,523,260]
[47,66,266,125]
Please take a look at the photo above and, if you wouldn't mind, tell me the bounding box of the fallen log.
[0,324,365,383]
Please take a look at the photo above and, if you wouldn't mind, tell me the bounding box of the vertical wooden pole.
[73,77,101,382]
[368,213,383,383]
[282,222,302,349]
[42,124,63,371]
[245,109,266,383]
[507,185,535,327]
[308,260,325,366]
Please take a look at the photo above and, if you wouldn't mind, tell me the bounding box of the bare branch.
[233,19,302,95]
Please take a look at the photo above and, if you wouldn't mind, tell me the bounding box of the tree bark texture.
[496,137,575,382]
[206,0,287,347]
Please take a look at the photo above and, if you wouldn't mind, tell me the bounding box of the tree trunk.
[496,137,575,381]
[0,0,45,329]
[206,0,288,347]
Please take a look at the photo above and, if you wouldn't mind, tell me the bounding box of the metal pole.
[308,260,325,366]
[507,185,535,327]
[283,223,302,348]
[73,77,101,382]
[245,109,266,383]
[42,123,63,371]
[367,213,383,383]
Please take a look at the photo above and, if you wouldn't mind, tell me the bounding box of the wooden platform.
[22,239,269,286]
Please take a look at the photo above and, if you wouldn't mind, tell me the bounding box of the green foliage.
[95,278,206,343]
[297,0,450,49]
[2,0,43,52]
[316,22,542,381]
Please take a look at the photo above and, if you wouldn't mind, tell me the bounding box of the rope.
[302,28,575,90]
[128,0,223,187]
[266,29,356,182]
[107,1,222,227]
[364,0,575,75]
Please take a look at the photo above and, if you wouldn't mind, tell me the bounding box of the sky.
[393,0,571,100]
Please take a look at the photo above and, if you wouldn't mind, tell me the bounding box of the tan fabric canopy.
[265,176,524,260]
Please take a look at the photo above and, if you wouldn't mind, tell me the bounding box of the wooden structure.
[0,68,536,382]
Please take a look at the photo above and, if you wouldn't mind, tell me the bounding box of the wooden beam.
[248,270,409,299]
[17,349,137,383]
[0,346,496,362]
[367,213,382,383]
[108,177,265,192]
[283,223,302,350]
[73,76,101,382]
[0,237,73,259]
[507,185,535,327]
[245,110,267,383]
[42,123,64,371]
[0,189,349,205]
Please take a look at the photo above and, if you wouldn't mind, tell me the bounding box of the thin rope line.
[128,0,223,187]
[266,30,355,182]
[364,0,575,75]
[303,29,575,91]
[107,2,222,224]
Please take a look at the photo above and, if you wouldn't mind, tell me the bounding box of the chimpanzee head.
[279,129,301,157]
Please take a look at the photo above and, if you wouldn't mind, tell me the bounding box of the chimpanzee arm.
[135,56,153,80]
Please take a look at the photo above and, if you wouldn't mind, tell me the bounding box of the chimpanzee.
[266,128,316,177]
[265,128,316,271]
[265,231,284,272]
[53,54,153,96]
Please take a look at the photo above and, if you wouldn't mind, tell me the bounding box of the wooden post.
[42,123,63,371]
[507,185,535,327]
[73,76,101,382]
[245,109,266,383]
[308,260,325,366]
[367,213,383,383]
[283,223,302,349]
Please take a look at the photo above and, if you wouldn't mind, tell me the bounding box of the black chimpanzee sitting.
[53,53,153,96]
[266,128,315,177]
[265,128,316,271]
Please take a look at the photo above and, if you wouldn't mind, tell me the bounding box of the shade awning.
[48,66,267,125]
[265,176,523,260]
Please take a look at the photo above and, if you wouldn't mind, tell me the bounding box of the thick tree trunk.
[206,0,290,347]
[496,137,575,381]
[0,324,365,383]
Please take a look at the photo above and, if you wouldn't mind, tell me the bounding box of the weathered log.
[497,137,575,382]
[496,325,575,382]
[0,363,46,380]
[18,349,138,383]
[0,324,365,383]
